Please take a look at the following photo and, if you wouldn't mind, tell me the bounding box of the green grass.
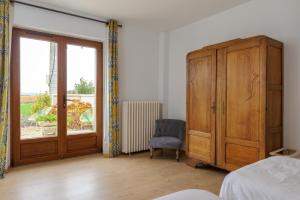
[21,103,33,117]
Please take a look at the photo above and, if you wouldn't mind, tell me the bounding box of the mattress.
[220,156,300,200]
[154,189,220,200]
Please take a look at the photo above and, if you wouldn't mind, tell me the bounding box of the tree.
[74,78,95,94]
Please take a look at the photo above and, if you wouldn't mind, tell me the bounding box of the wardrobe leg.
[176,149,180,162]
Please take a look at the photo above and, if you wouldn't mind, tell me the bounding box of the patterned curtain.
[103,20,120,158]
[0,0,10,178]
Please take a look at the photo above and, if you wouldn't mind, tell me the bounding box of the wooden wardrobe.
[186,36,283,171]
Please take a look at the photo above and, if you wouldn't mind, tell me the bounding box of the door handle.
[63,95,66,108]
[63,95,74,108]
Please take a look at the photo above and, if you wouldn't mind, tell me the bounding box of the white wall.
[13,3,160,102]
[163,0,300,149]
[158,32,170,118]
[119,26,159,101]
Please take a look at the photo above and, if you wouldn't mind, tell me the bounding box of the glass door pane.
[20,38,58,139]
[66,44,97,135]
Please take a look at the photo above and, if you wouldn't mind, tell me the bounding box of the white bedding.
[220,156,300,200]
[154,189,220,200]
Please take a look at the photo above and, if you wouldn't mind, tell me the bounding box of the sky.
[20,37,97,95]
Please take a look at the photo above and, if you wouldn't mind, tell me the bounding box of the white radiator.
[122,101,161,154]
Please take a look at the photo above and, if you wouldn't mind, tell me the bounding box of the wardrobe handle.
[222,101,225,115]
[211,102,216,113]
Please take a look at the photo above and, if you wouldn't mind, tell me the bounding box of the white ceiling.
[19,0,251,31]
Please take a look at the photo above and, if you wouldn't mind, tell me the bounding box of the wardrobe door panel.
[187,50,216,164]
[226,47,261,141]
[224,44,263,170]
[189,56,212,131]
[225,143,259,171]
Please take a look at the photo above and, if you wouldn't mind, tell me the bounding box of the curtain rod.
[10,0,123,28]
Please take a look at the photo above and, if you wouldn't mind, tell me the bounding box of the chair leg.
[176,149,180,162]
[150,147,153,159]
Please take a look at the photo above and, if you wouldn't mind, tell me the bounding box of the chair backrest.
[154,119,186,141]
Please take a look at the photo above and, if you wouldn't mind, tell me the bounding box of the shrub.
[31,93,51,114]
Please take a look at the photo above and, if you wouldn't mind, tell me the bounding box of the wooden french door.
[186,49,217,164]
[11,28,103,166]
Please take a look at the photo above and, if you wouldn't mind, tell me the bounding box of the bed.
[220,156,300,200]
[154,189,220,200]
[155,156,300,200]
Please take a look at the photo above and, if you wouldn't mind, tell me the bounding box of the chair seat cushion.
[149,136,182,149]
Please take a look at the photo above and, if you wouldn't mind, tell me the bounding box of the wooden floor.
[0,152,227,200]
